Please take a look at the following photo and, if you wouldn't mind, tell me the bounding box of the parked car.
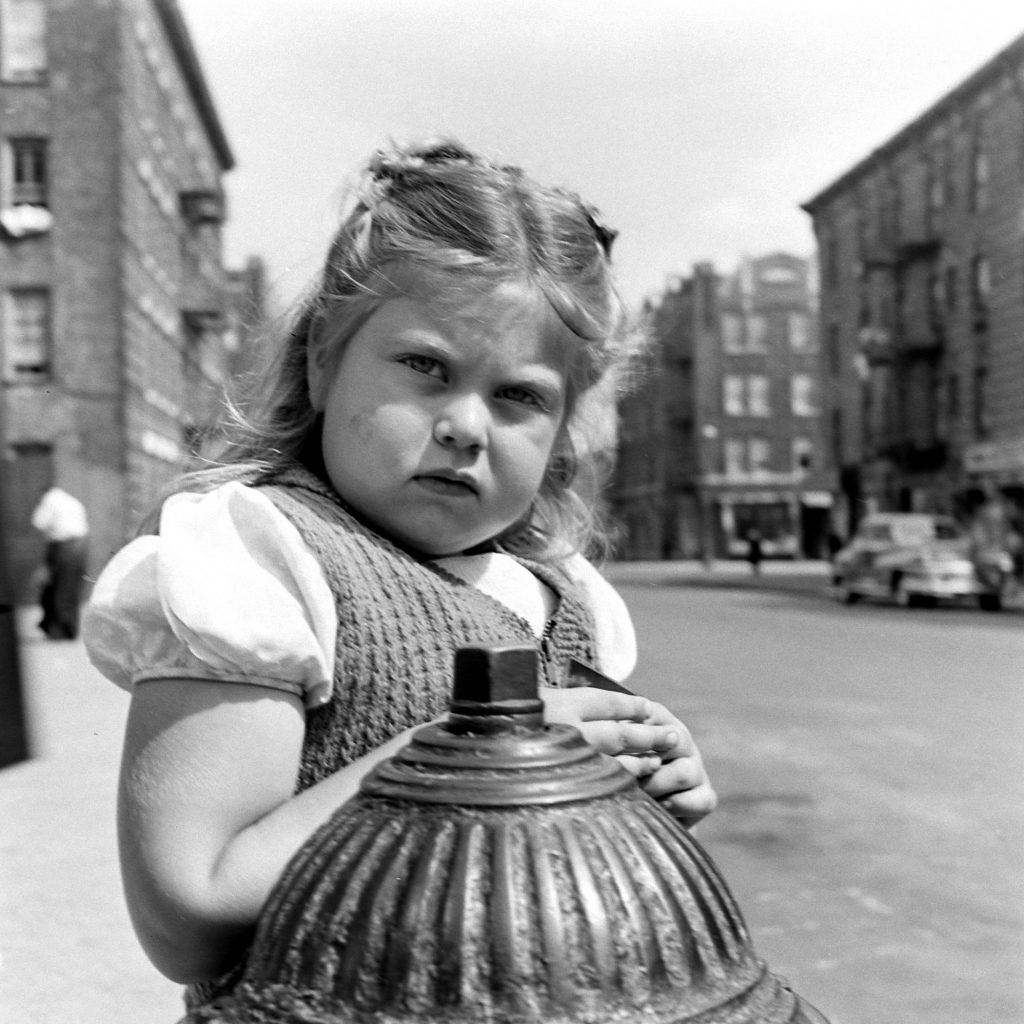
[831,512,1014,611]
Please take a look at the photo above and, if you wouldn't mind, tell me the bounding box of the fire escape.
[856,168,948,502]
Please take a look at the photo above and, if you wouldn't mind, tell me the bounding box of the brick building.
[612,275,697,560]
[611,253,834,560]
[0,0,238,600]
[802,32,1024,538]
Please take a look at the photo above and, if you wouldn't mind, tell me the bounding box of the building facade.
[802,32,1024,538]
[613,275,698,560]
[0,0,237,600]
[611,253,834,560]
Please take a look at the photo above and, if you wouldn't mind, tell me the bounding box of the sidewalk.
[603,557,1024,609]
[0,609,183,1024]
[603,557,832,592]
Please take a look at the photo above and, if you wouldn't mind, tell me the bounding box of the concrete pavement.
[1,608,183,1024]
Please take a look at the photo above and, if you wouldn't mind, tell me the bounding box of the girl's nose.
[433,395,488,452]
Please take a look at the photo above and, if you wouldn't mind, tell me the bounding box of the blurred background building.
[611,253,833,561]
[612,31,1023,562]
[0,0,266,602]
[2,6,1021,578]
[802,31,1024,540]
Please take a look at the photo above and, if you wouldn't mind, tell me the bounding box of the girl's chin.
[382,524,493,559]
[404,527,508,560]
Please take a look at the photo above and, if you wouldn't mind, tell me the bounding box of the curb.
[602,560,1024,610]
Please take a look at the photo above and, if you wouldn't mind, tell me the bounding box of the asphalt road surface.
[610,571,1024,1024]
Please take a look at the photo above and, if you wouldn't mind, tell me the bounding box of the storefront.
[962,436,1024,563]
[706,486,834,559]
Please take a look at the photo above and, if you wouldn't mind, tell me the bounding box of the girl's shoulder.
[516,551,637,682]
[82,480,337,707]
[558,553,636,680]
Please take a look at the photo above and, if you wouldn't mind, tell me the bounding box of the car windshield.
[875,517,962,545]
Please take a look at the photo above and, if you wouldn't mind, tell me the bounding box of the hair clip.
[368,149,426,182]
[368,140,478,183]
[583,204,618,258]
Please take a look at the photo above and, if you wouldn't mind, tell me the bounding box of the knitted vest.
[258,465,599,792]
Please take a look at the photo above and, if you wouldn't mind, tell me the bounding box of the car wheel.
[895,578,923,608]
[978,593,1003,612]
[833,578,859,604]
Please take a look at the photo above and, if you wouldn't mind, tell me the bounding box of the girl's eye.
[498,385,544,408]
[400,354,445,379]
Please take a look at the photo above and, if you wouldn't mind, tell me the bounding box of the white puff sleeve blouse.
[83,483,637,707]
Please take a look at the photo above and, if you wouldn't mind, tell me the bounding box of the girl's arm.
[117,678,423,984]
[119,678,678,986]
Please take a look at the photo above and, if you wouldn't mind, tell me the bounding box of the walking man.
[31,486,89,640]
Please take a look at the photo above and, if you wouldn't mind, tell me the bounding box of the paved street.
[606,561,1024,1024]
[2,564,1022,1023]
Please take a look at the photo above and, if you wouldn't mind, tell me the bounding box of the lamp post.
[0,454,30,769]
[699,424,719,567]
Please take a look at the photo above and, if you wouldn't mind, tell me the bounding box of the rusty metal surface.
[200,645,828,1023]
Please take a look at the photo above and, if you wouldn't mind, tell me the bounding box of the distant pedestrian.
[81,137,717,1009]
[31,486,89,639]
[746,529,763,575]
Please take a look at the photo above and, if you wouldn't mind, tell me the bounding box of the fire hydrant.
[201,645,829,1023]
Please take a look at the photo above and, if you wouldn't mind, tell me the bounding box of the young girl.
[82,138,716,1011]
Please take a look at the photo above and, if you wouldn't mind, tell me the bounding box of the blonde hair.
[187,138,647,561]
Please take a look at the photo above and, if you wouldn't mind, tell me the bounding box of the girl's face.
[308,281,571,557]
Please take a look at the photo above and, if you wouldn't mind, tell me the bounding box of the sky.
[176,1,1024,315]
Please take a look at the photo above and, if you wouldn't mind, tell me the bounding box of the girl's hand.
[635,701,717,827]
[539,686,679,778]
[640,752,717,827]
[540,686,717,827]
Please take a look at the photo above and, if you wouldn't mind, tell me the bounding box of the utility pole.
[0,447,31,769]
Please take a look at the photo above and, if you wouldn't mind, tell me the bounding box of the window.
[788,313,815,351]
[0,0,46,82]
[748,375,770,416]
[721,313,743,353]
[2,288,50,380]
[971,146,989,212]
[972,255,991,309]
[928,167,944,218]
[724,437,772,478]
[791,374,819,416]
[722,313,769,353]
[723,374,771,416]
[8,137,47,206]
[724,439,745,477]
[746,315,768,351]
[748,437,771,474]
[723,375,744,416]
[793,437,814,473]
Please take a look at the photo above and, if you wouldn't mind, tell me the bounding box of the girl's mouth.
[414,474,478,497]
